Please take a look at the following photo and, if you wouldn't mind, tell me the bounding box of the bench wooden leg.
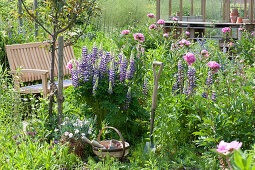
[42,74,48,98]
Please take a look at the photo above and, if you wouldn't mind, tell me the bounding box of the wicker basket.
[92,126,130,159]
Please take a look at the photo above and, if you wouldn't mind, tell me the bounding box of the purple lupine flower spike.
[109,60,115,86]
[120,55,127,82]
[187,66,196,95]
[177,60,183,93]
[71,65,79,88]
[130,53,135,78]
[143,78,149,99]
[206,71,213,88]
[82,46,87,59]
[211,91,217,102]
[172,81,178,96]
[117,52,123,73]
[126,65,132,80]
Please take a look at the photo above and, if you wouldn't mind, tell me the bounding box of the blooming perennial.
[147,13,155,18]
[133,33,145,42]
[216,140,242,154]
[163,33,169,37]
[207,61,221,73]
[185,31,190,35]
[121,30,130,35]
[172,17,178,21]
[179,39,191,47]
[149,24,157,30]
[183,52,196,66]
[157,19,165,25]
[222,27,231,33]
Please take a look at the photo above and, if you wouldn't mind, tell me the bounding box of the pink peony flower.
[252,33,254,36]
[147,13,155,18]
[157,19,165,25]
[121,30,130,35]
[163,33,169,37]
[240,60,244,63]
[238,28,243,31]
[179,39,191,46]
[183,52,196,66]
[185,31,190,35]
[173,17,178,21]
[228,42,234,47]
[216,141,230,153]
[133,33,145,42]
[229,141,242,150]
[222,27,231,33]
[149,24,157,30]
[66,60,73,70]
[207,61,221,73]
[201,50,208,56]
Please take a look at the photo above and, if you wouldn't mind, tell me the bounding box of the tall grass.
[93,0,155,32]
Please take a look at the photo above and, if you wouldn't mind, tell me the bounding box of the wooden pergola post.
[201,0,206,22]
[191,0,194,16]
[249,0,254,23]
[223,0,230,22]
[180,0,183,21]
[156,0,160,21]
[244,0,247,18]
[169,0,172,17]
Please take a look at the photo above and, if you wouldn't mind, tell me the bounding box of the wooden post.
[244,0,247,18]
[57,36,64,125]
[249,0,254,23]
[203,0,206,22]
[156,0,160,21]
[169,0,172,17]
[226,0,230,22]
[33,0,38,38]
[18,0,23,27]
[180,0,183,21]
[191,0,193,16]
[223,0,226,21]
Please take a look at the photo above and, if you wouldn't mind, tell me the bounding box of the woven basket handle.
[97,126,125,159]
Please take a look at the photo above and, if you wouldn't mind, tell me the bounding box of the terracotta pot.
[230,16,237,23]
[236,17,243,23]
[230,12,238,17]
[231,8,238,14]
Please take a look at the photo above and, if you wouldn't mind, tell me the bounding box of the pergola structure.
[156,0,254,23]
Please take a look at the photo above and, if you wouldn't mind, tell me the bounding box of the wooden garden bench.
[5,42,74,97]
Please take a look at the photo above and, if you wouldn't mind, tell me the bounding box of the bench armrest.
[9,69,49,75]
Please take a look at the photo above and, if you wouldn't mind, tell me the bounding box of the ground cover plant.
[0,0,255,169]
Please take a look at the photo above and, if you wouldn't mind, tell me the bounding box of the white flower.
[61,121,67,126]
[54,129,59,132]
[88,127,92,134]
[73,123,78,127]
[69,133,73,138]
[64,131,69,136]
[84,121,89,125]
[75,129,79,134]
[81,133,85,136]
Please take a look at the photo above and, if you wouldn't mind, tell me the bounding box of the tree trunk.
[33,0,38,38]
[48,26,57,116]
[18,0,23,27]
[57,36,64,125]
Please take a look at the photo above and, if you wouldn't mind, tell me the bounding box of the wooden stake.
[57,36,64,125]
[18,0,23,27]
[33,0,38,38]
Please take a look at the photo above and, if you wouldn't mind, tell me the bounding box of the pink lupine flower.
[222,27,231,33]
[207,61,221,73]
[121,30,130,35]
[149,24,157,30]
[157,19,165,25]
[183,52,196,66]
[216,141,230,153]
[66,60,73,70]
[147,13,155,18]
[163,33,169,37]
[173,17,178,21]
[229,141,242,150]
[133,33,145,42]
[185,31,190,35]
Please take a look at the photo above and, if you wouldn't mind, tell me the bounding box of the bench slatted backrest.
[6,42,74,82]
